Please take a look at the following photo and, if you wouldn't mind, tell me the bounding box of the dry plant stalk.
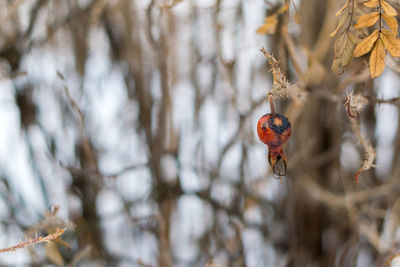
[0,228,66,253]
[350,118,376,183]
[332,0,400,78]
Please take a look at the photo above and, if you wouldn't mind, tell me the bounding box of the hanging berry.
[257,113,291,176]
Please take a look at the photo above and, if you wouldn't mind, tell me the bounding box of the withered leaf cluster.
[332,0,400,78]
[256,4,289,35]
[330,0,368,75]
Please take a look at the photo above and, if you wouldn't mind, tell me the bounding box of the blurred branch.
[336,67,370,93]
[68,246,92,267]
[359,221,385,253]
[57,71,86,129]
[103,162,149,179]
[386,56,400,74]
[281,28,305,82]
[216,95,268,172]
[374,97,400,106]
[24,0,48,39]
[0,70,27,80]
[302,177,400,209]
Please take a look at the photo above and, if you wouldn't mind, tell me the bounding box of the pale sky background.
[0,0,399,266]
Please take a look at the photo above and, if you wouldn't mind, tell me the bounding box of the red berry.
[257,113,291,176]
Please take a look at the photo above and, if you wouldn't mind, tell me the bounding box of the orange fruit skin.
[257,113,291,175]
[257,113,291,148]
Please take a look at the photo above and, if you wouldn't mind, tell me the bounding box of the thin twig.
[302,177,399,209]
[281,28,306,81]
[375,97,400,106]
[336,67,370,93]
[57,71,85,128]
[104,162,149,179]
[68,246,92,267]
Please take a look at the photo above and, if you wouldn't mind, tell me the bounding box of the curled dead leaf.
[332,57,346,74]
[256,15,278,34]
[336,0,350,16]
[348,27,368,44]
[330,11,350,37]
[334,32,353,58]
[277,3,289,14]
[256,4,289,35]
[332,32,355,74]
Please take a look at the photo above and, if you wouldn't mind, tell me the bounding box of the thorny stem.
[0,228,66,253]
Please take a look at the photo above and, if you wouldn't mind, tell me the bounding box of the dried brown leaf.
[336,0,350,16]
[332,58,345,74]
[256,16,278,34]
[370,38,386,78]
[354,12,380,29]
[348,27,367,44]
[330,12,350,37]
[381,0,398,16]
[277,3,289,14]
[382,13,398,34]
[332,32,355,74]
[363,0,379,8]
[353,30,379,57]
[334,32,353,58]
[381,30,400,57]
[256,3,289,35]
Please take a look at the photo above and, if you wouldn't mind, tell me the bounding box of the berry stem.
[268,95,276,114]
